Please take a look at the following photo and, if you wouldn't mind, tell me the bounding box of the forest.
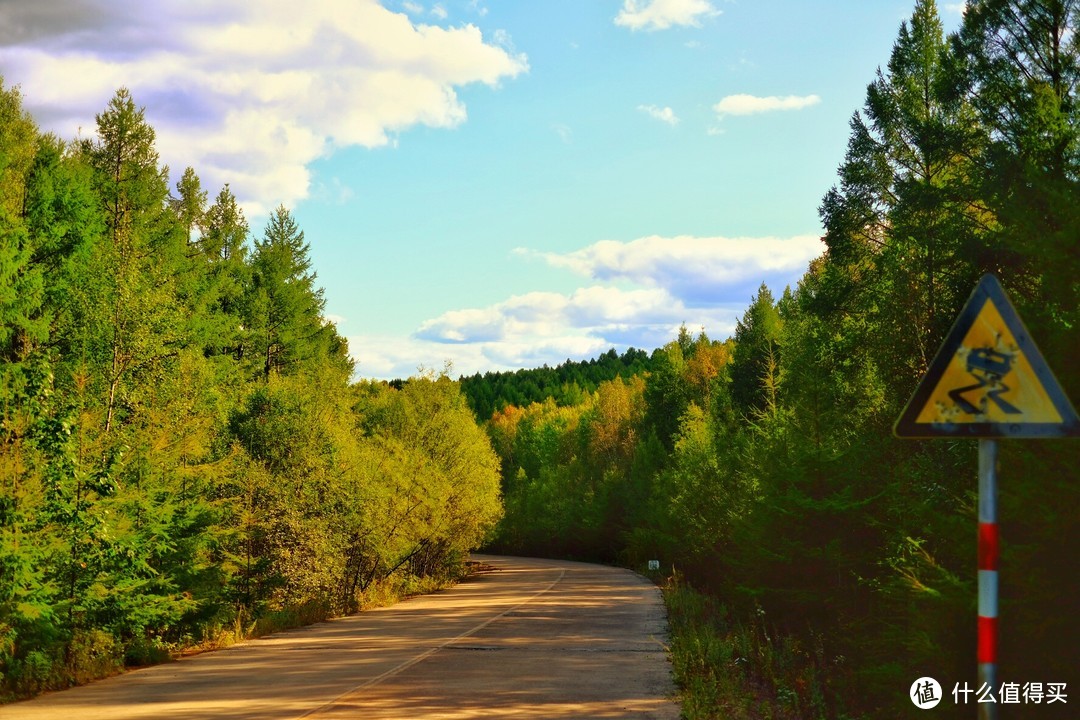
[467,1,1079,717]
[458,347,655,420]
[1,0,1078,717]
[0,85,502,697]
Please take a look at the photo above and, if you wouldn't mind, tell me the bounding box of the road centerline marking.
[295,566,567,719]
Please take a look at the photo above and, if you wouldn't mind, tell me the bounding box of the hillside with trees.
[477,2,1080,717]
[459,347,654,420]
[0,85,502,699]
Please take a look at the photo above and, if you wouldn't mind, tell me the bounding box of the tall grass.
[663,574,862,720]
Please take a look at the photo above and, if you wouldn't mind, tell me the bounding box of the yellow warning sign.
[914,297,1062,425]
[895,274,1079,438]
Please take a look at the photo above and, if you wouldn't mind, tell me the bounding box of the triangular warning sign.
[895,274,1080,438]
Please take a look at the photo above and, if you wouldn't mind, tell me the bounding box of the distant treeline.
[459,347,653,419]
[479,2,1080,717]
[0,85,501,699]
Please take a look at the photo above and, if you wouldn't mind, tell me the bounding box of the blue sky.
[1,0,966,379]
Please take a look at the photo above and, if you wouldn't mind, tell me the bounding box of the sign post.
[977,438,998,720]
[895,274,1079,719]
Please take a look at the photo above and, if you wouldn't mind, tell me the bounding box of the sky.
[0,0,967,379]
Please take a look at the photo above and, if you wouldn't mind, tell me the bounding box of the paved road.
[3,556,679,719]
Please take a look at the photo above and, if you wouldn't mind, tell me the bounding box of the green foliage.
[245,205,349,381]
[481,3,1079,717]
[459,347,653,420]
[729,285,783,417]
[0,79,46,365]
[0,85,498,701]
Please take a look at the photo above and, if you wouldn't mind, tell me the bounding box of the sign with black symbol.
[894,274,1079,438]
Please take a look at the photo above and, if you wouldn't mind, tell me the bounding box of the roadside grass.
[662,574,860,720]
[1,563,474,703]
[190,567,470,654]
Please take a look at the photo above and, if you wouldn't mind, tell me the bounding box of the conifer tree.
[172,166,206,249]
[84,88,185,433]
[820,0,984,382]
[0,80,44,364]
[192,184,250,358]
[246,206,329,381]
[728,283,782,417]
[949,0,1080,336]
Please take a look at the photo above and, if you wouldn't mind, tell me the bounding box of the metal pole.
[978,438,998,720]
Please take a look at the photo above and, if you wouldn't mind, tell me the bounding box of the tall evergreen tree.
[83,88,185,433]
[949,0,1080,337]
[820,0,984,383]
[171,166,206,249]
[949,0,1080,688]
[23,136,104,360]
[728,283,782,417]
[190,184,250,358]
[246,205,332,381]
[0,79,44,364]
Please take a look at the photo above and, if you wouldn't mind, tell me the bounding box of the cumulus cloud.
[347,333,484,379]
[350,328,618,380]
[409,284,736,369]
[0,0,527,214]
[638,104,679,125]
[713,94,821,117]
[521,234,824,306]
[415,286,682,344]
[615,0,720,31]
[354,232,823,379]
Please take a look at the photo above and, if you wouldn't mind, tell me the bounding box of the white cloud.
[349,329,615,380]
[430,3,448,20]
[348,333,481,379]
[0,0,527,215]
[410,284,735,363]
[552,123,573,144]
[453,286,685,341]
[713,94,821,117]
[416,306,509,343]
[638,104,679,125]
[615,0,721,32]
[402,1,423,14]
[521,234,825,306]
[942,3,968,15]
[353,232,823,379]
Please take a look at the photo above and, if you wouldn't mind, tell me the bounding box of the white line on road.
[295,567,567,718]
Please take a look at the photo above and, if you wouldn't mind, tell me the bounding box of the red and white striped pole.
[978,439,998,720]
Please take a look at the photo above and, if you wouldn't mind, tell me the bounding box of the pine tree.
[819,0,985,384]
[0,79,45,364]
[728,283,782,417]
[246,205,333,381]
[190,184,250,358]
[949,0,1080,336]
[83,88,185,433]
[949,0,1080,687]
[172,166,206,249]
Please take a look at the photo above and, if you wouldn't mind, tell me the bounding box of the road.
[3,555,679,719]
